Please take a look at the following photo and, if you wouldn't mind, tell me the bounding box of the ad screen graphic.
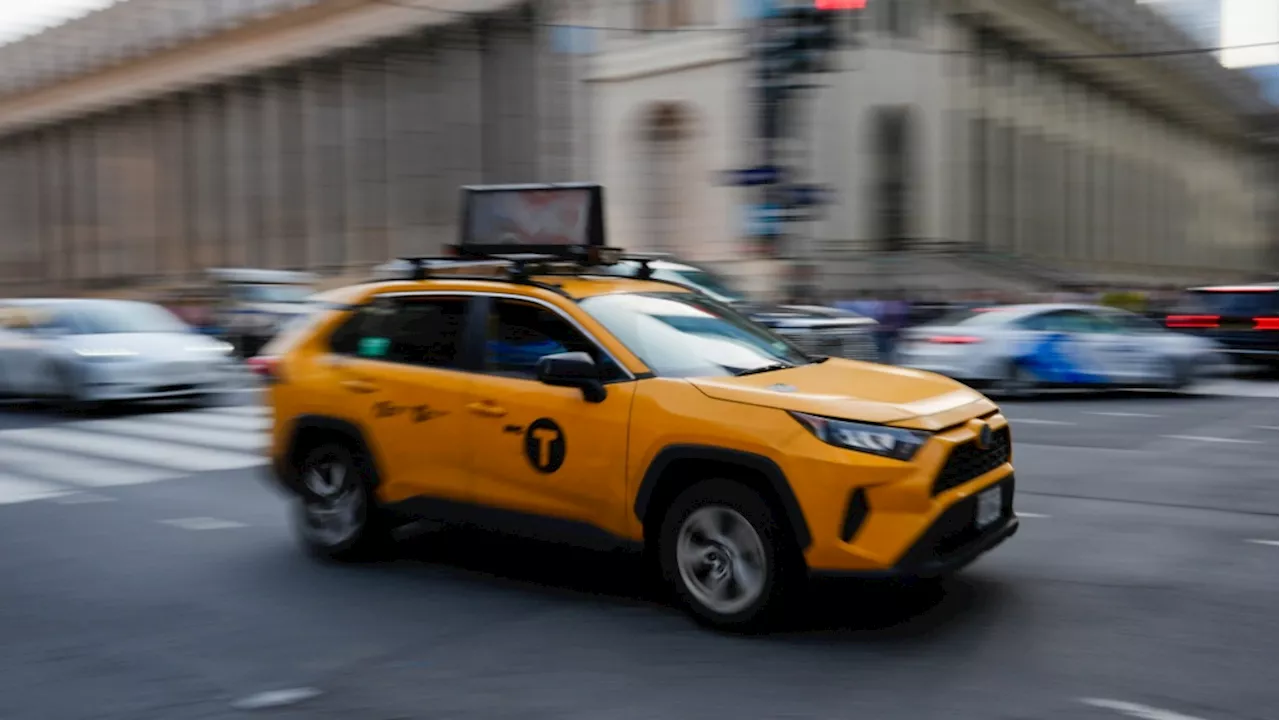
[466,188,592,248]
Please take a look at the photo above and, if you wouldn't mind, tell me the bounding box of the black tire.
[658,478,801,633]
[993,361,1037,399]
[292,442,394,563]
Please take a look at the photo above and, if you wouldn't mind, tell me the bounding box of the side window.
[329,296,468,369]
[485,299,624,381]
[1019,310,1091,333]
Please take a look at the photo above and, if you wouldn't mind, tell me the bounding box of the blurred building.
[577,0,1275,296]
[0,0,1272,297]
[0,0,587,295]
[1138,0,1221,49]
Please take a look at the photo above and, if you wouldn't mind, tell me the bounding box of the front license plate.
[975,487,1002,529]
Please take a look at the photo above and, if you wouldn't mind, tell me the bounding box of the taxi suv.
[258,255,1018,630]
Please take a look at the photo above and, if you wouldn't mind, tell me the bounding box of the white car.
[896,303,1225,394]
[0,298,235,407]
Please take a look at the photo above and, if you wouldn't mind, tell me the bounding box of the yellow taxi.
[257,184,1017,631]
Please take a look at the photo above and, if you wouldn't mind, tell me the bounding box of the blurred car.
[896,303,1225,394]
[593,258,879,361]
[208,268,317,357]
[0,298,234,407]
[1164,283,1277,369]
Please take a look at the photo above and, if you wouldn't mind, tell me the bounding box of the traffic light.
[815,0,866,9]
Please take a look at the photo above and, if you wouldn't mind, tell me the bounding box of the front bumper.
[812,474,1019,579]
[78,358,231,401]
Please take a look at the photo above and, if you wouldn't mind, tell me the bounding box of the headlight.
[790,412,929,461]
[186,342,234,354]
[74,348,138,359]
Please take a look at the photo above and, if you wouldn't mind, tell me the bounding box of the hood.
[61,332,228,360]
[686,358,995,429]
[737,301,877,329]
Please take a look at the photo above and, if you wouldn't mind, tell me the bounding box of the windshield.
[653,268,747,304]
[232,284,312,304]
[1176,290,1278,318]
[579,292,810,378]
[60,301,190,335]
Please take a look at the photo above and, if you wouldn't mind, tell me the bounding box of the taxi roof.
[317,273,692,306]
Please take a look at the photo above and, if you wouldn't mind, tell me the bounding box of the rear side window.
[1018,310,1095,333]
[1177,290,1278,318]
[329,296,468,369]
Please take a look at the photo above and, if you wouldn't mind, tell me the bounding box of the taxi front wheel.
[293,443,393,562]
[659,479,800,632]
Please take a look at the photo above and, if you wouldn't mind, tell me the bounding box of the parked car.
[593,258,879,362]
[0,298,234,408]
[896,303,1226,395]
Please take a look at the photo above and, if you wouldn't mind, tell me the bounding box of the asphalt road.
[0,381,1275,720]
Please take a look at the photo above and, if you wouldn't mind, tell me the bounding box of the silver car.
[0,299,235,407]
[895,303,1226,395]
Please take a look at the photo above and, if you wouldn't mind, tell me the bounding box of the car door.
[1015,309,1113,386]
[464,295,636,537]
[1081,310,1158,382]
[0,305,64,395]
[322,294,478,505]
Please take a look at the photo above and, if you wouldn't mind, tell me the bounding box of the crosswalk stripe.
[204,405,269,417]
[153,411,272,432]
[0,473,73,505]
[0,426,264,472]
[77,417,266,454]
[0,445,175,487]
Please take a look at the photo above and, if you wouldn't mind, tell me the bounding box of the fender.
[634,445,812,550]
[277,414,384,494]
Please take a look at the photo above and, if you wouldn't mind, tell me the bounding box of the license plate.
[975,486,1002,529]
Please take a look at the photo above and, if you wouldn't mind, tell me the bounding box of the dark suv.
[597,258,879,362]
[1165,284,1278,369]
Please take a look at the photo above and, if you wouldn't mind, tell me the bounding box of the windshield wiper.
[735,363,794,377]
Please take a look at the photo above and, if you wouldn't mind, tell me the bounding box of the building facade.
[577,0,1274,296]
[0,0,588,295]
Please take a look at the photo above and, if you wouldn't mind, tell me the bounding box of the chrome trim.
[373,290,638,381]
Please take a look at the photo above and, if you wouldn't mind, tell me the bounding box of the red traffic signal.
[815,0,866,8]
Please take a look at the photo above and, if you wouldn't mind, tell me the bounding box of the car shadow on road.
[358,522,1007,641]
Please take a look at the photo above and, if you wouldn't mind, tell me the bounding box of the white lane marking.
[160,517,247,531]
[1256,425,1278,431]
[0,427,265,472]
[1080,697,1210,720]
[153,410,271,432]
[1017,512,1051,518]
[1245,539,1279,547]
[0,473,73,505]
[1009,418,1077,426]
[53,493,117,504]
[1083,411,1160,418]
[205,405,268,417]
[78,417,266,453]
[0,445,175,487]
[230,688,323,710]
[1163,435,1259,445]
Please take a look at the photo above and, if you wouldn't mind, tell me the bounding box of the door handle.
[339,378,379,394]
[466,401,508,418]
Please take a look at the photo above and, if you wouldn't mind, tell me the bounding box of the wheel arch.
[281,415,383,494]
[634,445,812,551]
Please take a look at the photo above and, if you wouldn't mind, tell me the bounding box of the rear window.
[1177,290,1278,318]
[930,307,1021,327]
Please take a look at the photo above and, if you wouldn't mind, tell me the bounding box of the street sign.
[721,166,784,186]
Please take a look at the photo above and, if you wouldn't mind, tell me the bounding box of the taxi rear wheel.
[658,479,798,632]
[293,443,392,562]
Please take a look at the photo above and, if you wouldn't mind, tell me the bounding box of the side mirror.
[535,351,607,403]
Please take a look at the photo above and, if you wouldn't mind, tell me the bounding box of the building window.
[871,106,913,252]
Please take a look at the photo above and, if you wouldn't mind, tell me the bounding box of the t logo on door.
[524,418,566,474]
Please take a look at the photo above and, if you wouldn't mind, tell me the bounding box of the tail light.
[927,335,983,345]
[247,355,283,384]
[1254,317,1279,331]
[1165,315,1219,329]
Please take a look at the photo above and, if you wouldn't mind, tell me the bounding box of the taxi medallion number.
[976,486,1002,529]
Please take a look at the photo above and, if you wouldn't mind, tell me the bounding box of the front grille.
[932,427,1011,495]
[787,327,877,361]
